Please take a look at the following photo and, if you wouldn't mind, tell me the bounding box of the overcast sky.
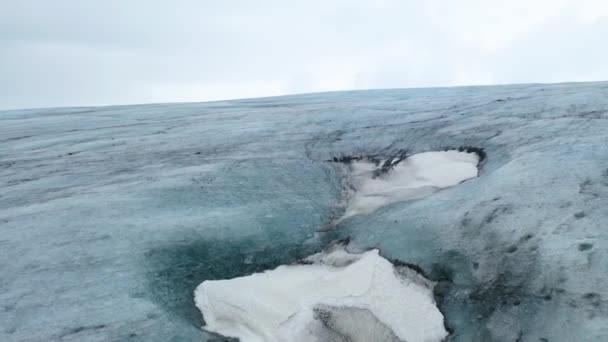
[1,0,608,110]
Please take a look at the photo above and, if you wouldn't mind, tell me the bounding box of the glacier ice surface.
[2,82,608,341]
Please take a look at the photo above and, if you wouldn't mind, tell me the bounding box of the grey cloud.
[1,0,607,110]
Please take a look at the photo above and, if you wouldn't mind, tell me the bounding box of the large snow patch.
[340,150,480,220]
[194,244,448,342]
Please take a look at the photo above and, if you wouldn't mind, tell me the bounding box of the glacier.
[2,81,608,341]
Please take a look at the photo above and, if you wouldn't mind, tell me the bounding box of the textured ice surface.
[195,244,447,342]
[339,150,479,220]
[2,82,608,341]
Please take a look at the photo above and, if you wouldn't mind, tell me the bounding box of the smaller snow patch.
[194,244,448,342]
[337,149,480,221]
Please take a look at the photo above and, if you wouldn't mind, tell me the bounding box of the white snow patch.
[194,245,448,342]
[340,150,479,220]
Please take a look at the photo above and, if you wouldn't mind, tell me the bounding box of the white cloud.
[575,0,608,24]
[424,0,570,51]
[0,0,607,109]
[138,80,290,103]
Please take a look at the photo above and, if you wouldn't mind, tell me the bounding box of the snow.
[340,150,479,220]
[194,245,448,342]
